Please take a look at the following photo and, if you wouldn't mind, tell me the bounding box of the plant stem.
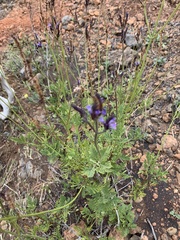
[94,120,100,156]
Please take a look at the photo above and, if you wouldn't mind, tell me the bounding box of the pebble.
[156,144,162,151]
[167,227,177,236]
[66,23,74,31]
[78,18,85,27]
[162,135,178,152]
[142,119,153,132]
[136,208,142,213]
[125,30,138,48]
[0,220,8,230]
[149,109,159,116]
[146,135,154,143]
[130,236,140,240]
[172,235,178,240]
[153,193,158,199]
[130,226,142,235]
[173,189,178,194]
[128,17,137,25]
[149,144,156,151]
[134,197,143,203]
[140,154,146,163]
[136,13,144,21]
[62,15,73,25]
[174,154,180,160]
[166,104,173,113]
[161,233,169,240]
[140,236,148,240]
[162,113,171,123]
[155,90,164,96]
[108,47,138,68]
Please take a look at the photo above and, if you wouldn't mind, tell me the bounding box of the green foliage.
[138,152,167,186]
[132,179,147,200]
[26,196,38,214]
[153,56,166,66]
[170,210,180,220]
[117,203,137,236]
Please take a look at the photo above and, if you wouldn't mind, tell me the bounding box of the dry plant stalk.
[12,36,44,103]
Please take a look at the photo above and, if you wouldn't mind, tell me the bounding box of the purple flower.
[36,41,42,48]
[86,93,107,120]
[86,105,106,120]
[103,116,117,130]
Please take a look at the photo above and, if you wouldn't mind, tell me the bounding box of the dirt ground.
[0,0,180,239]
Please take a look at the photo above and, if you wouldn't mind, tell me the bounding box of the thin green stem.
[1,187,83,221]
[94,120,100,156]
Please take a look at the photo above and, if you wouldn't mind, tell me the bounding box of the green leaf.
[83,167,96,178]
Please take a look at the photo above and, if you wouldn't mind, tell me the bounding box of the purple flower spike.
[86,105,93,114]
[86,93,107,120]
[101,108,106,116]
[104,116,117,130]
[36,41,42,48]
[98,116,105,124]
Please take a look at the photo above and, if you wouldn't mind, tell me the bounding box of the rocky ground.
[0,0,180,239]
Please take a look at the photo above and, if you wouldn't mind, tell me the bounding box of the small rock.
[136,13,144,21]
[129,226,142,235]
[162,113,171,123]
[149,109,159,116]
[174,154,180,160]
[146,135,154,143]
[155,90,164,96]
[130,235,140,240]
[153,193,158,199]
[156,144,162,151]
[136,208,142,213]
[109,228,126,240]
[140,154,146,163]
[141,236,148,240]
[149,144,156,151]
[166,104,173,113]
[108,47,137,68]
[167,227,177,236]
[0,220,8,230]
[94,0,101,5]
[174,189,178,193]
[161,233,170,240]
[62,15,73,25]
[162,135,178,152]
[78,18,85,27]
[66,23,74,31]
[128,17,137,25]
[171,235,178,240]
[134,197,143,203]
[166,149,174,157]
[125,30,138,48]
[142,119,153,132]
[88,9,100,16]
